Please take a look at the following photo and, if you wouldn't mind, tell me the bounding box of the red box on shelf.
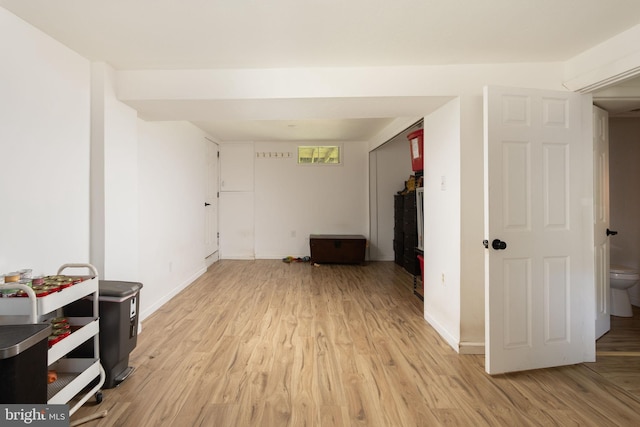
[407,129,423,172]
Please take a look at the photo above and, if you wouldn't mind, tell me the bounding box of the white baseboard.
[205,251,219,267]
[253,254,293,260]
[139,266,206,323]
[424,312,485,355]
[220,255,256,260]
[459,342,485,355]
[424,311,460,353]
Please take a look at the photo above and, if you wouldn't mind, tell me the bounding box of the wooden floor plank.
[70,260,640,426]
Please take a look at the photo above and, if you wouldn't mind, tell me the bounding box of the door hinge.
[217,192,219,198]
[217,151,220,158]
[217,232,220,238]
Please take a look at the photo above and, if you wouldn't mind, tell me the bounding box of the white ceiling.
[4,0,639,69]
[3,0,640,140]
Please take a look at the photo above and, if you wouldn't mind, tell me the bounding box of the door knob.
[204,202,211,207]
[606,228,618,236]
[491,239,507,250]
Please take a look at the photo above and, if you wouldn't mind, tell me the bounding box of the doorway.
[205,137,219,265]
[590,86,640,397]
[593,80,640,326]
[368,121,423,262]
[602,116,640,322]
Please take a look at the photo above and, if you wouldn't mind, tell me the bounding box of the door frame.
[205,137,220,266]
[566,62,640,342]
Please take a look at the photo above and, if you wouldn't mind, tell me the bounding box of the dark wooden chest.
[309,234,366,264]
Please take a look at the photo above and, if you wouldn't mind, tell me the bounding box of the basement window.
[297,145,341,164]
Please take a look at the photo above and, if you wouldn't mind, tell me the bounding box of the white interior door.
[484,85,595,374]
[205,139,219,258]
[593,106,610,339]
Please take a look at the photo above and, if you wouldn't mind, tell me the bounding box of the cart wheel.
[95,391,103,404]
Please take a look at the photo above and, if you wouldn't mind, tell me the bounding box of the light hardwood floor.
[588,305,640,400]
[71,260,640,426]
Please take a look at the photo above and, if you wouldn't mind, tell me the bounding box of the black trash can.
[0,323,51,403]
[65,280,143,389]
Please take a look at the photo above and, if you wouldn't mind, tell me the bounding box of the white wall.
[117,64,565,102]
[609,117,640,305]
[0,7,210,323]
[219,142,255,259]
[0,8,91,275]
[564,24,640,92]
[253,141,369,258]
[459,95,485,351]
[91,62,139,280]
[423,99,462,349]
[137,121,208,319]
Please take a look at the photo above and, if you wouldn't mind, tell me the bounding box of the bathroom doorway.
[588,100,640,398]
[593,77,640,330]
[589,78,640,393]
[607,116,640,309]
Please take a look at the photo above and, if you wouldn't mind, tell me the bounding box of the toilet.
[609,265,639,317]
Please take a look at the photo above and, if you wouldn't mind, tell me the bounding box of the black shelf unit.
[394,191,419,276]
[393,194,405,266]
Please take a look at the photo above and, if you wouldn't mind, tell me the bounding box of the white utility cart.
[0,263,106,415]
